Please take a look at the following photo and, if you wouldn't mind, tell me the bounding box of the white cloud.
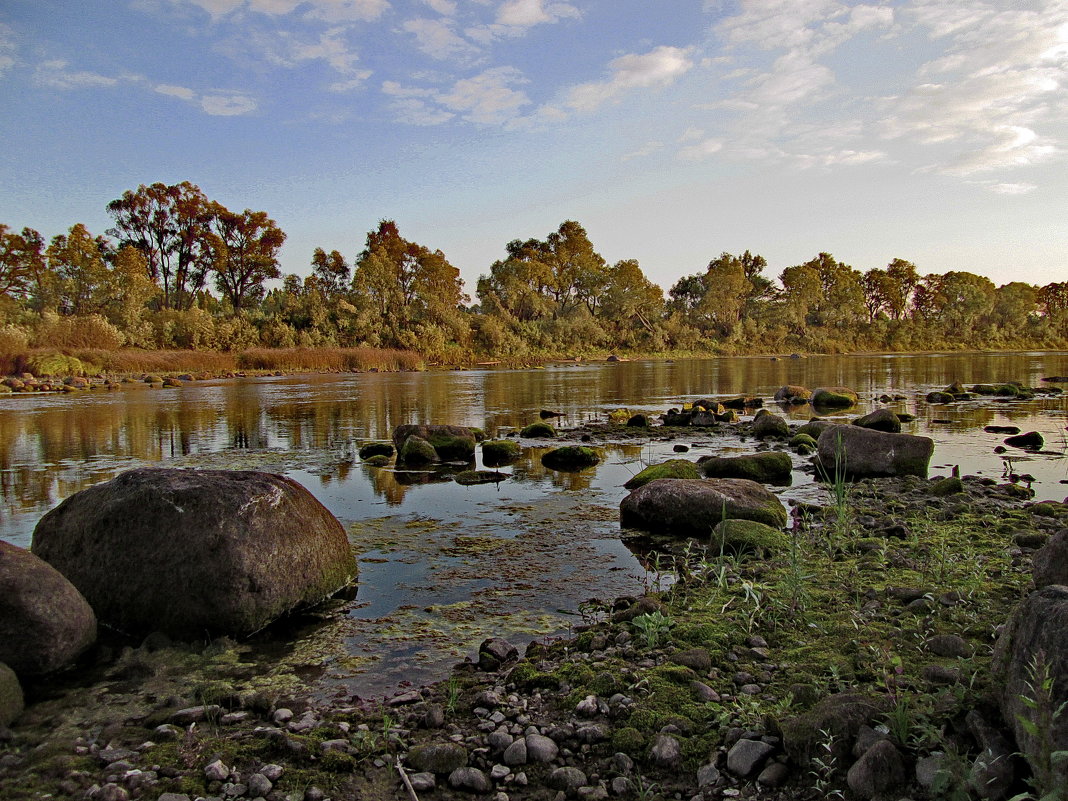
[154,83,197,100]
[34,59,120,90]
[384,66,532,126]
[200,90,258,115]
[565,45,695,112]
[423,0,457,14]
[496,0,579,28]
[987,182,1038,195]
[253,26,372,89]
[180,0,389,22]
[402,17,482,62]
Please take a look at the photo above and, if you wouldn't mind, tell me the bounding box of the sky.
[1,0,1067,297]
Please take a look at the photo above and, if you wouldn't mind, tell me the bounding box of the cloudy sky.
[1,0,1066,295]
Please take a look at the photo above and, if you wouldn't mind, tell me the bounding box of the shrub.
[33,313,124,350]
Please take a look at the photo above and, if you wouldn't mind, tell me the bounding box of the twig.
[395,756,420,801]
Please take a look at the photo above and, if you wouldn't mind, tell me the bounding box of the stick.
[395,756,420,801]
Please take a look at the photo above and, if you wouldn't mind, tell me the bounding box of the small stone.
[726,739,775,778]
[690,681,721,702]
[260,763,284,781]
[696,763,721,787]
[611,776,631,795]
[96,785,130,801]
[921,664,961,685]
[491,764,511,781]
[204,759,229,782]
[757,761,789,787]
[247,773,272,796]
[424,703,446,728]
[170,705,221,725]
[550,766,588,792]
[926,634,971,658]
[847,740,907,800]
[410,772,436,792]
[650,734,681,768]
[450,766,493,792]
[408,742,468,774]
[503,738,528,766]
[488,729,514,752]
[272,708,294,724]
[576,695,600,717]
[221,711,250,725]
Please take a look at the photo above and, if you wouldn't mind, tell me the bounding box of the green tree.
[311,248,350,297]
[205,205,286,314]
[599,259,665,344]
[0,225,46,305]
[352,220,467,350]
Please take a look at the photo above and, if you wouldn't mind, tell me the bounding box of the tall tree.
[206,205,286,314]
[106,181,213,310]
[352,220,466,349]
[311,247,350,297]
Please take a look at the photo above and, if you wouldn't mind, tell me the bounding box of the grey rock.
[410,772,436,792]
[690,681,720,702]
[490,764,511,781]
[479,638,519,671]
[757,761,789,787]
[967,710,1015,800]
[525,733,559,763]
[620,478,788,536]
[696,763,721,787]
[408,742,468,774]
[550,766,587,792]
[0,541,97,675]
[726,738,775,778]
[503,738,528,766]
[0,663,22,728]
[31,468,357,639]
[449,766,492,793]
[1033,530,1068,588]
[488,729,514,752]
[846,740,907,800]
[96,785,129,801]
[927,634,972,658]
[815,425,933,480]
[156,795,192,801]
[650,734,681,768]
[171,705,221,725]
[247,773,272,797]
[152,724,182,741]
[203,759,229,782]
[610,776,631,795]
[260,763,284,781]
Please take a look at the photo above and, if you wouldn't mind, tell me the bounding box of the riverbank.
[0,419,1057,801]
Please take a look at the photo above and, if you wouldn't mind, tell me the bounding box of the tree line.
[1,181,1066,362]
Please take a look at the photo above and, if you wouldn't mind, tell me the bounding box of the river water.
[3,352,1067,696]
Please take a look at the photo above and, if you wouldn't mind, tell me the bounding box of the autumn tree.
[311,248,350,297]
[106,182,214,310]
[205,205,286,314]
[352,220,467,350]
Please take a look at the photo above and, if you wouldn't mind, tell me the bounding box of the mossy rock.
[426,433,476,461]
[698,452,792,484]
[363,455,390,467]
[507,660,558,690]
[611,727,646,756]
[752,413,790,439]
[482,439,522,467]
[144,374,163,384]
[627,414,650,427]
[621,478,788,534]
[930,476,964,496]
[358,442,395,460]
[811,387,859,409]
[0,384,11,394]
[710,519,788,555]
[454,470,508,486]
[852,409,901,433]
[520,422,557,438]
[541,446,602,471]
[624,459,701,490]
[790,433,817,449]
[925,391,955,404]
[795,420,835,440]
[400,435,437,465]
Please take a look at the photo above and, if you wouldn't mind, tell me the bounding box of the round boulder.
[752,413,790,439]
[541,446,602,471]
[620,478,788,536]
[624,459,701,490]
[852,409,902,433]
[31,468,357,639]
[698,452,792,484]
[393,424,479,461]
[0,541,97,675]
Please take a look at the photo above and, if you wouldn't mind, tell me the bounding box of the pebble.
[203,759,229,782]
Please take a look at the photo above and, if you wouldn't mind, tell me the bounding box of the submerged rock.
[393,424,479,461]
[620,478,788,535]
[698,452,792,484]
[31,468,357,639]
[752,413,790,439]
[811,387,859,409]
[520,421,557,438]
[453,470,509,486]
[542,446,602,471]
[852,409,902,433]
[0,540,97,675]
[774,385,811,403]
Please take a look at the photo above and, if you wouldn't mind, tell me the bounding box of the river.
[2,352,1067,695]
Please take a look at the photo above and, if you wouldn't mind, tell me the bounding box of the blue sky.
[1,0,1066,297]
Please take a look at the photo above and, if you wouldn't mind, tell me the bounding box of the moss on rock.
[624,459,701,490]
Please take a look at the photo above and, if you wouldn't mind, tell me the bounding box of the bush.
[32,313,124,350]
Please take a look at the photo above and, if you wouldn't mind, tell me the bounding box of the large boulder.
[811,387,859,409]
[993,584,1068,786]
[0,541,97,675]
[698,452,792,484]
[393,424,480,461]
[31,468,357,639]
[815,424,933,480]
[541,446,602,471]
[620,478,787,536]
[752,413,790,439]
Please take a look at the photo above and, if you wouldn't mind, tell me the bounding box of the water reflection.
[2,353,1068,547]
